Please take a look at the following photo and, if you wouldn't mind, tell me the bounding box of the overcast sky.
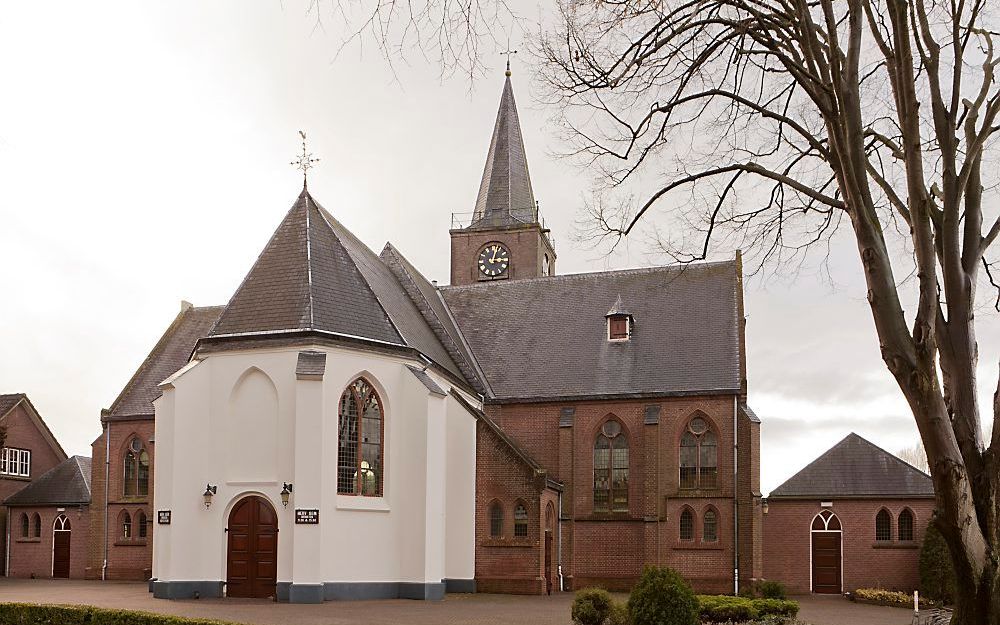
[1,1,996,494]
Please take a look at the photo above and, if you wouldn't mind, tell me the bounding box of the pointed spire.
[606,294,630,317]
[471,73,537,227]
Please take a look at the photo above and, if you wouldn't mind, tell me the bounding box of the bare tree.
[899,441,931,473]
[538,0,1000,622]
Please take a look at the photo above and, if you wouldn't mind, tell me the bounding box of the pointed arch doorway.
[810,511,842,594]
[52,515,71,578]
[226,496,278,598]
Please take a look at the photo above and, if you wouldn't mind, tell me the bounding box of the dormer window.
[605,295,633,342]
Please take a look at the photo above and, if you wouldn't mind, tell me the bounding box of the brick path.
[0,579,914,625]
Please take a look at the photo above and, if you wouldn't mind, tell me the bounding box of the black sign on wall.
[295,509,319,524]
[157,510,172,525]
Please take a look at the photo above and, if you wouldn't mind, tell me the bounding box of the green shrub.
[697,596,758,623]
[572,588,614,625]
[757,580,787,600]
[750,598,799,618]
[920,521,956,604]
[0,604,237,625]
[607,600,631,625]
[628,566,698,625]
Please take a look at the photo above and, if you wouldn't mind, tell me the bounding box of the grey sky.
[1,1,995,494]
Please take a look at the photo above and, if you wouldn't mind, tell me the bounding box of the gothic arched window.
[123,437,149,498]
[137,510,148,539]
[898,509,914,541]
[703,508,718,542]
[679,508,695,541]
[489,502,504,538]
[593,419,629,513]
[20,513,28,538]
[679,415,718,489]
[121,511,132,540]
[338,378,384,497]
[514,503,529,538]
[32,513,41,538]
[876,509,893,541]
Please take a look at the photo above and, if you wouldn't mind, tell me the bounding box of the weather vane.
[501,39,517,76]
[290,130,320,189]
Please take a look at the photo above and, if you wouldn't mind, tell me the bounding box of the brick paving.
[0,579,914,625]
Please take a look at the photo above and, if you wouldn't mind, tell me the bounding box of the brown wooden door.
[544,531,553,595]
[53,531,71,578]
[226,496,278,598]
[811,532,841,594]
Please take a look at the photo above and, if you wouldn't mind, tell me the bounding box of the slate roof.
[769,433,934,499]
[470,75,537,228]
[108,304,224,418]
[0,393,26,418]
[206,191,465,382]
[5,456,92,506]
[440,261,742,401]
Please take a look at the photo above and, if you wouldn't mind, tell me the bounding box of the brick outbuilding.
[763,433,934,594]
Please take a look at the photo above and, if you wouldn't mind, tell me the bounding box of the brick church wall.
[86,419,154,581]
[7,505,90,579]
[479,394,756,594]
[449,224,555,286]
[763,498,935,593]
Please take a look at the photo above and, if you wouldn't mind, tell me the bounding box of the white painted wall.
[152,342,479,592]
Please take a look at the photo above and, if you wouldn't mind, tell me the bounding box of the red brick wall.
[478,394,757,594]
[86,419,154,580]
[449,224,556,286]
[763,498,936,593]
[0,401,67,575]
[7,505,90,579]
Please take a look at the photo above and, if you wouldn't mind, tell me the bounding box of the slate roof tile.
[769,432,934,499]
[5,456,92,506]
[0,394,26,418]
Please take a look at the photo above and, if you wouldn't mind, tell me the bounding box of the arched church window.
[703,508,718,542]
[20,513,28,538]
[679,416,718,489]
[875,509,892,541]
[32,513,41,538]
[593,419,629,513]
[124,437,149,498]
[514,503,528,538]
[898,508,914,541]
[542,254,550,276]
[137,510,148,539]
[489,502,504,538]
[338,378,384,497]
[121,511,132,540]
[679,508,695,541]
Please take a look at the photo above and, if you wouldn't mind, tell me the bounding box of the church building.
[77,70,763,602]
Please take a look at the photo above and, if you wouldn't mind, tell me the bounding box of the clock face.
[478,243,510,278]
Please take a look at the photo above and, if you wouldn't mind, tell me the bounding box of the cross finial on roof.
[501,40,517,77]
[290,130,320,189]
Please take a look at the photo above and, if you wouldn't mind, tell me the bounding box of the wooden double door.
[811,531,842,594]
[226,496,278,598]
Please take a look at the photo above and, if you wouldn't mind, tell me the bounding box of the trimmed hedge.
[628,566,698,625]
[0,604,238,625]
[572,588,614,625]
[696,595,799,623]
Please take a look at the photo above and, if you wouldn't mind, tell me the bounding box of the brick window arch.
[593,418,629,513]
[489,501,504,538]
[32,512,41,538]
[679,414,718,489]
[898,508,914,541]
[514,502,529,538]
[123,436,149,498]
[19,513,28,538]
[337,377,384,497]
[703,507,718,542]
[136,510,148,539]
[875,508,893,542]
[679,507,695,541]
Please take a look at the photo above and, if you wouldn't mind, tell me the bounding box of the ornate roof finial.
[501,39,517,77]
[290,130,320,190]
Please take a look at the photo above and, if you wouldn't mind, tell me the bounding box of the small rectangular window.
[19,450,30,477]
[609,317,629,340]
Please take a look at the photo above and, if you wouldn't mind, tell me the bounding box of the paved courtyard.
[0,579,915,625]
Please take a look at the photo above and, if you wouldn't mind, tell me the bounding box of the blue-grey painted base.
[444,578,476,594]
[276,582,291,602]
[289,583,324,604]
[152,580,224,600]
[322,581,444,601]
[148,578,157,593]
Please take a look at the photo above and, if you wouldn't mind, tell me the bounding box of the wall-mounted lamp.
[280,483,293,508]
[761,499,769,515]
[203,484,217,509]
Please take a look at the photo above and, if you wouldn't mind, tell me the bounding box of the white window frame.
[1,448,30,477]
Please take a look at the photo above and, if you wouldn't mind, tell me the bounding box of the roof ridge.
[442,258,737,290]
[852,432,933,480]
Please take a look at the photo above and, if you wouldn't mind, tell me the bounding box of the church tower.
[449,71,557,285]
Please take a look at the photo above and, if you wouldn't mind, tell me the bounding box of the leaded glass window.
[338,378,384,496]
[680,416,718,489]
[593,419,629,513]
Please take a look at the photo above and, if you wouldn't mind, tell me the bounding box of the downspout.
[5,505,10,576]
[733,396,739,594]
[102,418,110,581]
[557,490,564,591]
